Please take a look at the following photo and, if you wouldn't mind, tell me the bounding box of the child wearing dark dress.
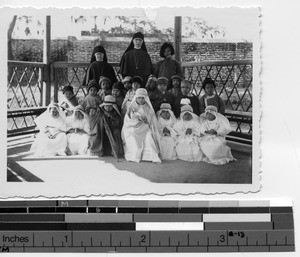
[199,78,225,115]
[156,77,174,107]
[98,76,112,102]
[154,43,182,80]
[168,75,182,98]
[60,85,79,117]
[111,81,125,111]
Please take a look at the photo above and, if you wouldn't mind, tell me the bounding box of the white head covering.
[67,105,90,133]
[180,98,191,106]
[128,88,154,113]
[34,102,66,130]
[156,103,177,124]
[204,105,231,134]
[179,104,199,120]
[100,95,121,115]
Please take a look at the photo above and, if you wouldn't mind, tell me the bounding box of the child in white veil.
[173,105,203,162]
[122,88,161,163]
[31,102,68,156]
[199,105,236,165]
[156,103,177,160]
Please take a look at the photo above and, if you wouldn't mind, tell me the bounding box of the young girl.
[154,43,182,80]
[111,81,125,111]
[121,76,143,116]
[98,76,112,102]
[199,105,235,165]
[80,80,102,116]
[122,76,132,95]
[122,88,161,163]
[173,105,203,162]
[119,32,153,87]
[66,105,90,155]
[156,103,177,160]
[146,75,164,113]
[168,75,182,98]
[31,102,68,157]
[60,85,79,117]
[99,95,124,158]
[83,45,117,86]
[199,78,225,115]
[156,77,174,107]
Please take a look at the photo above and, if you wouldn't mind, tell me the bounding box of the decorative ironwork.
[7,61,45,132]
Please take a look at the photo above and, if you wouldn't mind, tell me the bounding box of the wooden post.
[42,15,51,106]
[174,16,182,63]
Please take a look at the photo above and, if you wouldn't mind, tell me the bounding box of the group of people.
[31,32,235,165]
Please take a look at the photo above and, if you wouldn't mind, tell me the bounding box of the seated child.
[122,88,161,163]
[122,76,132,95]
[156,103,177,160]
[173,105,203,162]
[199,78,225,115]
[199,105,235,165]
[99,95,124,158]
[121,76,143,116]
[60,85,79,116]
[66,105,90,155]
[156,77,174,107]
[31,102,68,157]
[98,76,112,102]
[80,80,102,116]
[168,75,182,98]
[111,81,125,111]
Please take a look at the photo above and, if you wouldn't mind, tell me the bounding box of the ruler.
[0,200,295,253]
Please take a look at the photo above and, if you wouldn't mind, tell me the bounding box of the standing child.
[98,76,112,102]
[122,88,161,163]
[156,77,174,107]
[154,42,182,80]
[173,105,203,162]
[199,78,225,115]
[60,85,79,117]
[80,80,102,116]
[146,75,164,113]
[112,81,125,111]
[156,103,177,160]
[199,105,235,165]
[99,95,124,158]
[121,76,143,116]
[173,79,200,117]
[168,75,182,98]
[122,76,132,95]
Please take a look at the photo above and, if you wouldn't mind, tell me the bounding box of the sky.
[10,7,259,42]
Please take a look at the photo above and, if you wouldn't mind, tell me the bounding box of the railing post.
[53,66,58,102]
[42,15,51,106]
[39,67,44,106]
[174,16,182,63]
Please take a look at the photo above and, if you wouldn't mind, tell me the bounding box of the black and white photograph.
[1,6,260,197]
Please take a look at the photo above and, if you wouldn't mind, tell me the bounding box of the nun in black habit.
[119,32,154,88]
[83,45,118,86]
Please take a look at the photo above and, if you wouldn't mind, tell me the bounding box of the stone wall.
[11,37,252,63]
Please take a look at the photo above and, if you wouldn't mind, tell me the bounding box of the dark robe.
[154,58,182,80]
[83,61,118,86]
[119,48,154,87]
[148,88,165,113]
[88,107,123,158]
[173,93,200,118]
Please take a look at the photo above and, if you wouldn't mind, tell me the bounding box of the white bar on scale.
[135,222,204,231]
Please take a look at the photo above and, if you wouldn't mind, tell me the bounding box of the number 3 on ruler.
[219,235,226,243]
